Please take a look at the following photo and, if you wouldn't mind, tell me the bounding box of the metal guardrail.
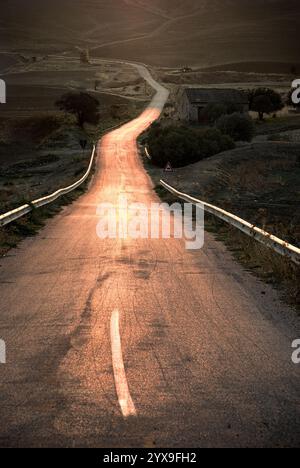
[160,179,300,266]
[144,146,151,160]
[0,145,96,228]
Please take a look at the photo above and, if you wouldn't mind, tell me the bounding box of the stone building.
[177,87,249,123]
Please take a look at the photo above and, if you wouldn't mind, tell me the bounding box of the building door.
[197,106,206,124]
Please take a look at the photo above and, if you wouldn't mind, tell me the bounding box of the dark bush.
[148,124,199,167]
[200,102,242,124]
[199,103,227,124]
[147,124,235,168]
[216,112,255,142]
[196,128,234,159]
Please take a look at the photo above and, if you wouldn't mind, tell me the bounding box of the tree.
[248,88,283,120]
[55,92,100,129]
[216,112,255,142]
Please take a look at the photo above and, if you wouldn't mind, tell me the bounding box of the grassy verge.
[254,115,300,136]
[153,181,300,314]
[0,160,93,257]
[204,214,300,313]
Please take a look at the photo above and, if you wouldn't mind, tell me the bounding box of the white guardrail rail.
[144,146,152,160]
[0,145,96,228]
[160,179,300,266]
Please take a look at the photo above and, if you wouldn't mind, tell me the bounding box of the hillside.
[0,0,299,68]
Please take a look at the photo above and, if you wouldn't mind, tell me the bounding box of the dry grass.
[205,216,300,312]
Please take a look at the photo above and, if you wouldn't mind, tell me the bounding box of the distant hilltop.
[0,0,299,67]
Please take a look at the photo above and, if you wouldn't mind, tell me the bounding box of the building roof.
[184,88,248,104]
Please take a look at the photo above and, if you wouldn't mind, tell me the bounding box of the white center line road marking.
[110,309,137,417]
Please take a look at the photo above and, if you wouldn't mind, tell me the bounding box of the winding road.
[0,63,299,448]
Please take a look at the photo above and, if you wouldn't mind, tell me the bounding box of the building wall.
[177,91,190,120]
[177,91,250,123]
[178,97,204,122]
[177,94,201,122]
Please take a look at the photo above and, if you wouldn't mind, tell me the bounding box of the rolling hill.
[0,0,299,68]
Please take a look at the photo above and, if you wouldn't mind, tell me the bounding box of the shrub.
[216,112,255,142]
[200,103,227,124]
[148,124,200,167]
[147,123,235,168]
[198,128,235,158]
[200,102,242,124]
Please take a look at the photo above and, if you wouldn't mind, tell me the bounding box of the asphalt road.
[0,64,299,448]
